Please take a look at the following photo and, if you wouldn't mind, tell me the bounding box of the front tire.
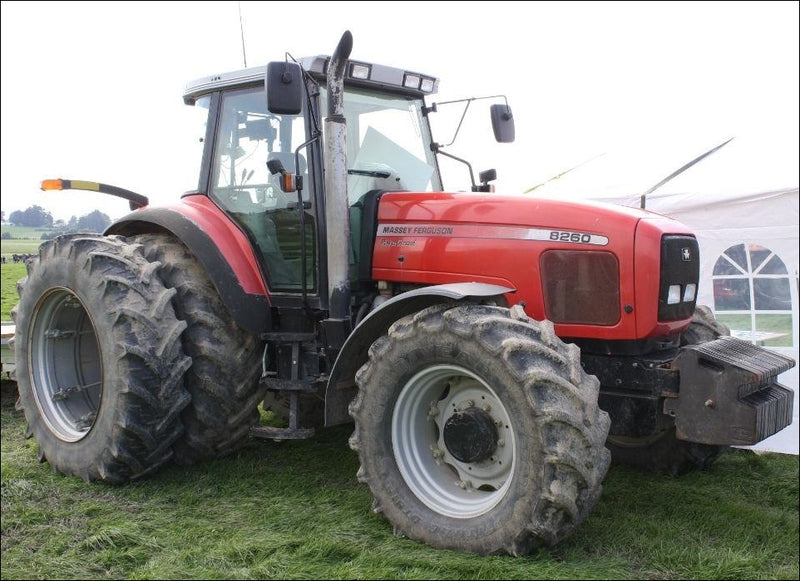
[12,235,191,483]
[349,303,610,555]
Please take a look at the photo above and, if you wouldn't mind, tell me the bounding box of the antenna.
[238,2,247,68]
[640,137,734,209]
[523,153,605,194]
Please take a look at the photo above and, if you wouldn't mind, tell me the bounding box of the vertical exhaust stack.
[324,30,353,323]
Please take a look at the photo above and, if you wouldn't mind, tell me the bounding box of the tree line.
[3,205,111,234]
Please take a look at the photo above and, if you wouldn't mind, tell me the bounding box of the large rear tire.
[606,305,730,476]
[349,303,610,555]
[132,233,265,463]
[12,234,191,483]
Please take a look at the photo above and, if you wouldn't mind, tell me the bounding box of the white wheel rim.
[391,364,515,518]
[29,288,102,441]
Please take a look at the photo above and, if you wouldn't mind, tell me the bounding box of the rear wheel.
[12,234,191,483]
[349,303,610,555]
[606,305,730,475]
[133,233,265,463]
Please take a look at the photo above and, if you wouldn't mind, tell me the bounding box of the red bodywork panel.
[372,192,695,341]
[167,195,268,296]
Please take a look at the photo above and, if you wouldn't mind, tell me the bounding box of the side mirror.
[473,168,497,192]
[490,104,515,143]
[266,62,303,115]
[479,168,497,184]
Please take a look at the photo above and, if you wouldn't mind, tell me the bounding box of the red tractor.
[13,32,795,555]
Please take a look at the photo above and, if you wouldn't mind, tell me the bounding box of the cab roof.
[183,55,439,105]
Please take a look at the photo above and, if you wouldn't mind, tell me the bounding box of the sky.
[1,0,798,222]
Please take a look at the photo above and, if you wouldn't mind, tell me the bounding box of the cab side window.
[210,88,315,292]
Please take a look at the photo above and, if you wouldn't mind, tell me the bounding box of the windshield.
[320,86,441,205]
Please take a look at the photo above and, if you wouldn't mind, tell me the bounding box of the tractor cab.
[182,54,513,307]
[183,58,437,299]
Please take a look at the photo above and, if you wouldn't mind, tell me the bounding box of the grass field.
[1,262,26,321]
[1,226,797,579]
[716,313,793,347]
[1,224,39,321]
[1,225,48,260]
[1,379,797,580]
[1,225,51,240]
[1,239,43,256]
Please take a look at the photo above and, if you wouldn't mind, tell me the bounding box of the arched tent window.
[712,243,793,347]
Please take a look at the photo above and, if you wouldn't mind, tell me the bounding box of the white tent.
[528,138,799,454]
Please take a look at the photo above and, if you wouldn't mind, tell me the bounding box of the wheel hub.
[443,407,498,463]
[391,365,515,518]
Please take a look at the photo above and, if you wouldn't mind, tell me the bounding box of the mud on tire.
[12,234,191,483]
[132,233,265,463]
[349,303,611,555]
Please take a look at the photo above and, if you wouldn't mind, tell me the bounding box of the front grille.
[541,250,620,325]
[658,235,699,321]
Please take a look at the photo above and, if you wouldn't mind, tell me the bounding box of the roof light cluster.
[350,62,371,80]
[403,73,436,93]
[184,55,440,105]
[302,55,439,96]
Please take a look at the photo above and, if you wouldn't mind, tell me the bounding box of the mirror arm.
[431,143,478,191]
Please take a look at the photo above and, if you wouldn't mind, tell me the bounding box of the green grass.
[1,380,798,580]
[1,239,43,256]
[1,224,797,578]
[1,223,42,321]
[1,262,26,321]
[716,314,793,347]
[0,224,44,284]
[0,225,51,239]
[1,225,47,258]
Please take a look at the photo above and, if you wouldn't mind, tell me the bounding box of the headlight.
[667,284,682,305]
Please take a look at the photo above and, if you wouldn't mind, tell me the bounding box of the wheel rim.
[29,288,102,441]
[392,364,515,518]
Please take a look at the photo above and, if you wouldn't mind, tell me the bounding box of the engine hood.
[376,191,658,233]
[372,190,695,342]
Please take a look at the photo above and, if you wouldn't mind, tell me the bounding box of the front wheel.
[349,303,610,555]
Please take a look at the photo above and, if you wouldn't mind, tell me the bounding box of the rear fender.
[106,195,272,334]
[324,282,514,426]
